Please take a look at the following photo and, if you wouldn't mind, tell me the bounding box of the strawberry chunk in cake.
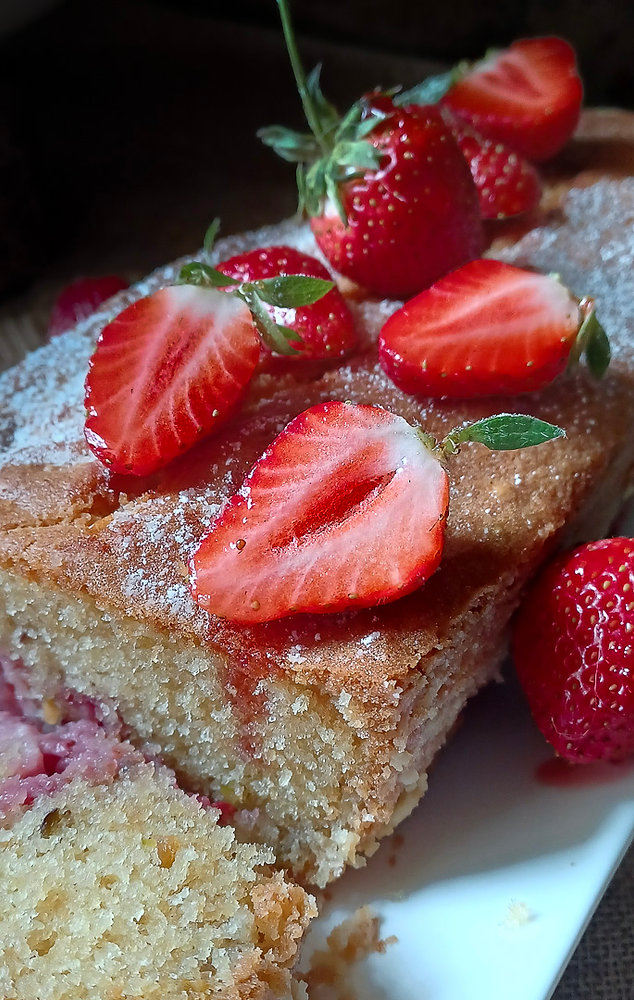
[0,675,314,1000]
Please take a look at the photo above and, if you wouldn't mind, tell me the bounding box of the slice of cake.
[0,110,632,888]
[0,676,314,1000]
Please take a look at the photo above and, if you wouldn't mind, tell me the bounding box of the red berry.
[378,258,606,398]
[217,246,357,363]
[310,102,483,300]
[447,115,541,219]
[189,401,449,623]
[48,276,129,338]
[513,538,634,763]
[441,37,583,162]
[84,285,260,476]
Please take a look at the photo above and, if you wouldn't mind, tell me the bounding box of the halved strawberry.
[190,402,449,622]
[48,275,129,338]
[378,258,610,398]
[188,402,563,623]
[441,37,583,162]
[445,114,541,219]
[217,246,358,363]
[84,285,260,476]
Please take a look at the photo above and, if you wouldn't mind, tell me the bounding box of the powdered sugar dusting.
[495,178,634,363]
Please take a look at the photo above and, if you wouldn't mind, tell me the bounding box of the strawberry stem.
[276,0,328,153]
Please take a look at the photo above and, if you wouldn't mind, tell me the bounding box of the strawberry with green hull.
[84,261,333,476]
[378,258,610,398]
[217,245,358,364]
[439,37,583,163]
[513,538,634,763]
[189,401,563,624]
[259,0,483,300]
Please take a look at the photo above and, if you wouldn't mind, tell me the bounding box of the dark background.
[1,0,633,306]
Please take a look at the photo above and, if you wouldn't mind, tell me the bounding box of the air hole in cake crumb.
[40,808,70,838]
[26,931,58,957]
[156,836,180,868]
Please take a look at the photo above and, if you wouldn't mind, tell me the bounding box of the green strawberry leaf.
[253,275,334,307]
[325,165,347,225]
[333,140,382,171]
[395,69,458,108]
[203,218,220,255]
[574,299,611,379]
[335,101,365,143]
[443,414,565,454]
[585,320,611,378]
[257,125,322,163]
[240,289,303,355]
[305,63,340,139]
[178,261,239,288]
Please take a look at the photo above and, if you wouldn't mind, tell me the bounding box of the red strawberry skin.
[48,276,130,338]
[310,103,484,301]
[378,258,580,398]
[441,37,583,163]
[189,401,449,623]
[513,538,634,763]
[85,285,260,476]
[217,245,358,363]
[448,119,541,219]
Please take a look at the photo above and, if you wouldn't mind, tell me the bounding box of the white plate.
[302,670,634,999]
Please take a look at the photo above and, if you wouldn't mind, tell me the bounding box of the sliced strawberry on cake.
[378,259,609,398]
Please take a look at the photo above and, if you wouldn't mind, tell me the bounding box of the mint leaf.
[444,414,565,453]
[254,275,334,308]
[178,262,239,288]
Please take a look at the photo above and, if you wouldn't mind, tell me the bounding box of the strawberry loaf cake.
[0,100,633,903]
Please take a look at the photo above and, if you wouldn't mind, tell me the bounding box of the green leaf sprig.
[177,220,333,356]
[258,0,387,224]
[420,413,565,461]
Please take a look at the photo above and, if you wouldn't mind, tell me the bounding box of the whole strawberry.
[217,245,357,363]
[308,100,483,299]
[259,1,483,299]
[513,538,634,763]
[48,275,129,338]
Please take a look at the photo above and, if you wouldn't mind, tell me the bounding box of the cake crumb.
[302,906,396,1000]
[503,899,536,927]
